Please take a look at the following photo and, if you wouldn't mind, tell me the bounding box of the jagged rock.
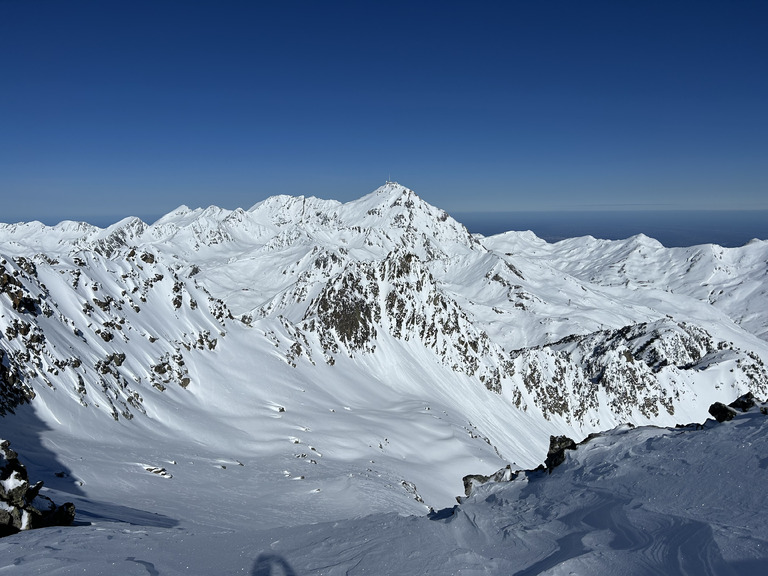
[509,318,764,423]
[459,435,580,500]
[0,439,75,537]
[544,435,577,473]
[708,402,737,423]
[461,464,517,498]
[0,349,36,416]
[709,392,760,422]
[728,392,756,413]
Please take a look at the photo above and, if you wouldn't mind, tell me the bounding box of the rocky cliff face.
[511,319,767,423]
[297,250,514,393]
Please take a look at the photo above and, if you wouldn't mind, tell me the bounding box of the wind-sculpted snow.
[245,405,768,575]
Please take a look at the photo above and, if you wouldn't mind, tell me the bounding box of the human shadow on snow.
[250,553,298,576]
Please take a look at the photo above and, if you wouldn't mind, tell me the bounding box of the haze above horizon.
[2,1,767,224]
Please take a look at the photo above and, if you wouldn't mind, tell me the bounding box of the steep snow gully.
[1,182,767,574]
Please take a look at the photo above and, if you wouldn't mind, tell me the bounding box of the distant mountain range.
[1,183,767,573]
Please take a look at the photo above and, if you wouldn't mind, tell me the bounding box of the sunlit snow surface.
[1,183,767,574]
[3,411,767,575]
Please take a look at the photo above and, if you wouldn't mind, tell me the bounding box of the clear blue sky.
[2,0,767,225]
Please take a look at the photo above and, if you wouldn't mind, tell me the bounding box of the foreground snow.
[2,408,766,575]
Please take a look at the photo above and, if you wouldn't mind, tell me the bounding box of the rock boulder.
[1,439,76,537]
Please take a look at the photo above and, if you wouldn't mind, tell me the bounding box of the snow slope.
[259,407,768,575]
[2,402,766,574]
[1,182,767,573]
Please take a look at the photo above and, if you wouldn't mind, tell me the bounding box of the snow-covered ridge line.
[2,183,767,424]
[1,182,768,539]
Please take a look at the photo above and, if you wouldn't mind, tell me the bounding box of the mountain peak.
[375,180,410,195]
[353,180,418,204]
[355,182,428,212]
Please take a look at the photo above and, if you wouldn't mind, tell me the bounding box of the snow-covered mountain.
[1,182,767,573]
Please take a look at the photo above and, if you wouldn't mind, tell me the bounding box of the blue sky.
[2,0,767,225]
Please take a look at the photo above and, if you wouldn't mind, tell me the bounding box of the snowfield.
[1,182,767,574]
[3,408,766,574]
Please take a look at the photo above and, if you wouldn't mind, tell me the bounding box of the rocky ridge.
[460,391,766,501]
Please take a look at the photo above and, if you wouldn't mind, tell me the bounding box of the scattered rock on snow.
[142,465,173,479]
[401,480,425,504]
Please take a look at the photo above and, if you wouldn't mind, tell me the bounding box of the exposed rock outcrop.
[0,439,75,537]
[461,464,518,499]
[544,435,577,473]
[708,402,737,422]
[728,391,756,413]
[707,393,759,422]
